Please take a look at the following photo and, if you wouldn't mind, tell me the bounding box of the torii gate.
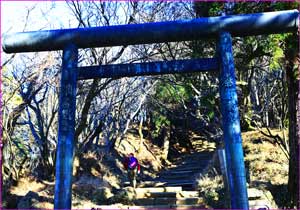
[3,9,299,209]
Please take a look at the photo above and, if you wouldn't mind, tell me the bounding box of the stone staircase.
[105,136,213,209]
[97,134,276,209]
[247,188,277,209]
[123,143,214,209]
[132,186,205,208]
[154,152,213,191]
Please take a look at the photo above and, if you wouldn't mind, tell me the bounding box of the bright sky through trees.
[1,1,77,65]
[1,1,76,33]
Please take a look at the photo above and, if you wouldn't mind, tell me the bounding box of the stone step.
[170,159,210,164]
[157,178,194,183]
[191,139,213,143]
[187,152,212,156]
[140,191,200,199]
[161,170,194,175]
[193,149,215,152]
[193,146,215,149]
[170,161,210,167]
[157,180,194,187]
[193,147,215,151]
[249,200,272,209]
[126,204,206,209]
[129,181,167,187]
[177,153,212,159]
[160,174,195,179]
[149,180,168,184]
[168,166,205,172]
[148,192,177,198]
[171,161,208,166]
[247,188,265,200]
[192,145,215,148]
[134,197,204,206]
[135,191,177,199]
[134,198,173,206]
[191,137,205,140]
[191,144,206,147]
[179,161,206,165]
[135,186,182,194]
[192,147,212,151]
[127,205,174,209]
[177,197,204,205]
[178,162,209,168]
[92,205,124,209]
[192,145,212,149]
[178,191,199,198]
[168,164,206,169]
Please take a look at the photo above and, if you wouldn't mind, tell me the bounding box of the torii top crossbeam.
[3,9,299,53]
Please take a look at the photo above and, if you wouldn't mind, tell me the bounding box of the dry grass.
[9,176,46,197]
[242,130,289,186]
[196,174,224,194]
[193,129,289,208]
[195,167,226,208]
[4,130,164,208]
[7,128,288,208]
[193,146,226,208]
[117,133,163,173]
[6,176,54,209]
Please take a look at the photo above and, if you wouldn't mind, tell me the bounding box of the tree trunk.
[297,56,300,209]
[161,126,170,161]
[285,33,300,208]
[138,118,144,154]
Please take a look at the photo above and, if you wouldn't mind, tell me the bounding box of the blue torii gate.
[3,9,299,209]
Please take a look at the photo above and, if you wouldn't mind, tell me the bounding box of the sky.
[0,1,132,65]
[1,1,78,64]
[1,1,76,33]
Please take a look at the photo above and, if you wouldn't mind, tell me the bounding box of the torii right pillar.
[218,31,249,209]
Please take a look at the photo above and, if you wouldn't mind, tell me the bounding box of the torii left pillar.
[54,43,78,209]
